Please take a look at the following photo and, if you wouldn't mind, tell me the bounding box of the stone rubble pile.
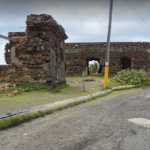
[0,82,16,91]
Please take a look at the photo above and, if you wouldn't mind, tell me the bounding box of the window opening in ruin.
[87,58,101,75]
[121,57,131,69]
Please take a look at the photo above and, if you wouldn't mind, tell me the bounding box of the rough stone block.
[6,69,16,74]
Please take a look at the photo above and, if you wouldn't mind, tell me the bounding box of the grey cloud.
[0,0,150,64]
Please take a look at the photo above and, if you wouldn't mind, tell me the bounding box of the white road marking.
[128,118,150,128]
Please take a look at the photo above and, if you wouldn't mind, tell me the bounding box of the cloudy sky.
[0,0,150,64]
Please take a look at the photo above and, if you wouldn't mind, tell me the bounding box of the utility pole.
[103,0,113,88]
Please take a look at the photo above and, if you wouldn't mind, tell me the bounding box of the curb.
[111,85,135,90]
[29,89,112,114]
[0,89,111,120]
[0,84,148,121]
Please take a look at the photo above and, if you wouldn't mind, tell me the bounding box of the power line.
[123,0,150,29]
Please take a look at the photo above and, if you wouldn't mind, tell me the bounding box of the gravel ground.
[0,87,150,150]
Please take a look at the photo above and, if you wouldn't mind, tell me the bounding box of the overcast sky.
[0,0,150,64]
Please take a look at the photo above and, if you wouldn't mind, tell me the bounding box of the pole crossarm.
[0,34,18,42]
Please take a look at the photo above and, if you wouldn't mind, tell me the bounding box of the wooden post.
[82,72,85,91]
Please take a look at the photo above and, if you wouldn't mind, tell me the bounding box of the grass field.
[0,75,121,115]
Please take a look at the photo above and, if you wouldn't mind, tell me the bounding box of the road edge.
[0,84,149,130]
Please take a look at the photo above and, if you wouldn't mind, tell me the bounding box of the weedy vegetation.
[0,83,70,98]
[15,82,70,93]
[111,69,149,85]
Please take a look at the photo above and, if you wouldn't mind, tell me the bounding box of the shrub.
[111,69,149,85]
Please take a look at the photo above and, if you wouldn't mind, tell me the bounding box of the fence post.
[82,72,85,91]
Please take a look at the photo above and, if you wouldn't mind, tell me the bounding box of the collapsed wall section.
[5,32,26,64]
[0,14,68,87]
[65,42,150,75]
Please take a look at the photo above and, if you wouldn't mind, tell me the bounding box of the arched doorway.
[121,57,131,69]
[87,58,102,75]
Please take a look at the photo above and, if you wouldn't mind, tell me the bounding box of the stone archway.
[86,58,102,75]
[121,56,131,69]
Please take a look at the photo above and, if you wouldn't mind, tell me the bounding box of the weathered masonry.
[0,14,68,87]
[65,42,150,75]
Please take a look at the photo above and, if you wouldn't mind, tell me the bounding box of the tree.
[88,62,99,74]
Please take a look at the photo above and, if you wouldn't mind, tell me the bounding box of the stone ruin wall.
[0,14,68,87]
[65,42,150,75]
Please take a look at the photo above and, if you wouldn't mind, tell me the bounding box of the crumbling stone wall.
[5,32,26,64]
[65,42,150,75]
[0,14,68,87]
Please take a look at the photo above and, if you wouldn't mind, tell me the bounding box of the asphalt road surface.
[0,87,150,150]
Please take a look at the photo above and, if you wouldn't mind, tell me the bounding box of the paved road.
[0,87,150,150]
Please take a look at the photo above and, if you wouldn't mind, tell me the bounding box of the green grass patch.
[102,86,111,91]
[15,82,70,93]
[50,84,70,93]
[0,83,70,98]
[16,82,49,92]
[44,109,56,114]
[0,111,45,130]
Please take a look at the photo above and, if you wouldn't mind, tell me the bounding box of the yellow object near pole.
[103,66,109,88]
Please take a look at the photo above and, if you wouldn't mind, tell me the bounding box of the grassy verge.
[0,76,120,115]
[0,75,148,130]
[1,84,149,131]
[0,90,113,131]
[0,111,45,130]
